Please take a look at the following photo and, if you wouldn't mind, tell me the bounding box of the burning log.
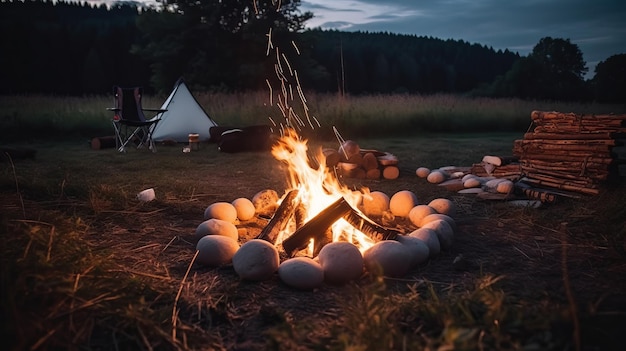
[281,197,352,257]
[256,189,300,244]
[342,208,400,241]
[281,197,400,257]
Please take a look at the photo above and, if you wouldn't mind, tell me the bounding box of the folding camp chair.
[108,86,166,152]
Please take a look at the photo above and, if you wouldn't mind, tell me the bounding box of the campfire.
[193,129,456,290]
[191,8,456,289]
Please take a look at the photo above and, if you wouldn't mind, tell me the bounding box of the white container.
[137,188,155,202]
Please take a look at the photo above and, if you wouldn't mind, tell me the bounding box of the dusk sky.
[96,0,625,78]
[299,0,626,78]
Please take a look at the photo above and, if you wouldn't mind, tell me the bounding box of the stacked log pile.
[323,147,400,180]
[513,110,626,195]
[470,155,521,180]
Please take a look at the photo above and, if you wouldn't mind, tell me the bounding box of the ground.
[2,136,625,350]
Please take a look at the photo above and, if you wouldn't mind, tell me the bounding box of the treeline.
[1,0,624,103]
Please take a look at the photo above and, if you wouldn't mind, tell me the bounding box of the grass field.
[1,93,625,141]
[1,94,625,350]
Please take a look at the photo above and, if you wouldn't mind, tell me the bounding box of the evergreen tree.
[592,53,626,103]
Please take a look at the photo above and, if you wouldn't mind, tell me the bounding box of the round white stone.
[195,235,240,266]
[232,239,280,281]
[421,219,454,251]
[363,240,412,278]
[278,257,324,290]
[427,170,447,184]
[463,177,482,188]
[496,180,515,194]
[461,173,478,182]
[419,213,457,231]
[389,190,419,218]
[428,198,456,217]
[361,191,390,217]
[204,202,238,223]
[396,235,430,267]
[318,241,364,284]
[409,227,441,257]
[195,218,239,241]
[416,167,431,178]
[251,189,279,216]
[231,197,256,221]
[408,205,437,227]
[484,178,507,191]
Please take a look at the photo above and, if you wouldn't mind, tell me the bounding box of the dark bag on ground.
[214,125,274,153]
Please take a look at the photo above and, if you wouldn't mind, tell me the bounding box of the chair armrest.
[107,108,121,112]
[142,108,168,113]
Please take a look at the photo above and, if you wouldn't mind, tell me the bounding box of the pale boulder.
[195,218,239,241]
[463,177,482,188]
[363,240,412,278]
[278,257,325,290]
[232,197,256,221]
[251,189,279,216]
[232,239,280,281]
[318,241,364,284]
[496,180,515,194]
[389,190,419,218]
[361,191,390,217]
[428,198,456,217]
[408,205,437,227]
[416,167,430,178]
[396,235,430,267]
[427,170,447,184]
[195,235,240,266]
[204,202,238,223]
[421,219,454,251]
[419,213,457,231]
[409,227,441,257]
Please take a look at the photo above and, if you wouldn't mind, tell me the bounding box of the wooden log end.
[382,166,400,180]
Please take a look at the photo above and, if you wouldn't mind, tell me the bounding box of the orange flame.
[272,129,376,254]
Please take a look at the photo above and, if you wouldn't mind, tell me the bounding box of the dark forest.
[1,0,624,103]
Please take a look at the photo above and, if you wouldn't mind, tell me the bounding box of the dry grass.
[1,134,625,350]
[1,93,624,141]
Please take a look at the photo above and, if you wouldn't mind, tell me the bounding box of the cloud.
[301,0,626,76]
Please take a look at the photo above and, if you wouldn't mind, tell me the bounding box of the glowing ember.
[271,129,376,253]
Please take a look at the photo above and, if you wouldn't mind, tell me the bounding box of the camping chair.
[108,86,166,152]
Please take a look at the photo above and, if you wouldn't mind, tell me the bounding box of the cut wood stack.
[513,110,626,195]
[470,155,521,180]
[323,148,400,180]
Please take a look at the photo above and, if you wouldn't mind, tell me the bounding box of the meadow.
[1,92,624,141]
[1,93,625,350]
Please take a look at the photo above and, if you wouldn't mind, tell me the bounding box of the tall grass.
[1,92,624,142]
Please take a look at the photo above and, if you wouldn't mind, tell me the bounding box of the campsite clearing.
[2,134,625,350]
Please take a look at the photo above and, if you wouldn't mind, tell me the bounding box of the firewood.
[520,177,600,195]
[366,168,381,179]
[346,152,363,166]
[382,166,400,179]
[362,152,379,170]
[322,148,340,168]
[342,208,400,241]
[482,155,518,166]
[281,197,352,257]
[91,136,116,150]
[256,189,300,244]
[523,132,615,140]
[312,229,333,257]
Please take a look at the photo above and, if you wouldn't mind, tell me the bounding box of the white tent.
[151,78,218,142]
